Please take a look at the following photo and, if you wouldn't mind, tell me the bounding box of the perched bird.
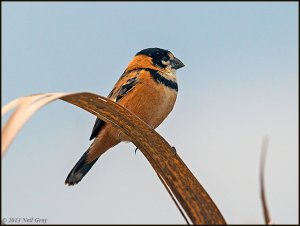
[65,47,184,186]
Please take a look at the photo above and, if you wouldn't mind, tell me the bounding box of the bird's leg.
[134,147,139,155]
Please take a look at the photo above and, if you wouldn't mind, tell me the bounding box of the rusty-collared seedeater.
[65,47,184,185]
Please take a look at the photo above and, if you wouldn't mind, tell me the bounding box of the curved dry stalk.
[2,92,226,224]
[157,172,191,225]
[260,136,273,224]
[1,93,68,155]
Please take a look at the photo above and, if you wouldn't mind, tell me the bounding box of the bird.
[65,47,184,186]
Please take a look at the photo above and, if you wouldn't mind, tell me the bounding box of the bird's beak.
[171,57,185,70]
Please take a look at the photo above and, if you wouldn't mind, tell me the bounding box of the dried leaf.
[2,92,226,224]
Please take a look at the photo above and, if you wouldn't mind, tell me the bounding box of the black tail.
[65,149,99,186]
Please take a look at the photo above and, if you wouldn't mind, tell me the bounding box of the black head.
[135,47,184,70]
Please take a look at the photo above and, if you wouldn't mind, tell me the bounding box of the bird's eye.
[162,56,169,62]
[160,56,169,66]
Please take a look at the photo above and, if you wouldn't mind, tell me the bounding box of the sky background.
[2,2,298,224]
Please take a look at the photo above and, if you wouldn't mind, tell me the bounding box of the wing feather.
[89,72,138,140]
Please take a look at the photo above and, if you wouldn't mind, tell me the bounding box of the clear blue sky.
[2,2,298,224]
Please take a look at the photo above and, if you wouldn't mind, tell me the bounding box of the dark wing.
[89,118,105,140]
[115,77,137,102]
[89,76,138,140]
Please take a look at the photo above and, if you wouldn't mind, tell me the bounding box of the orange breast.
[119,76,177,128]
